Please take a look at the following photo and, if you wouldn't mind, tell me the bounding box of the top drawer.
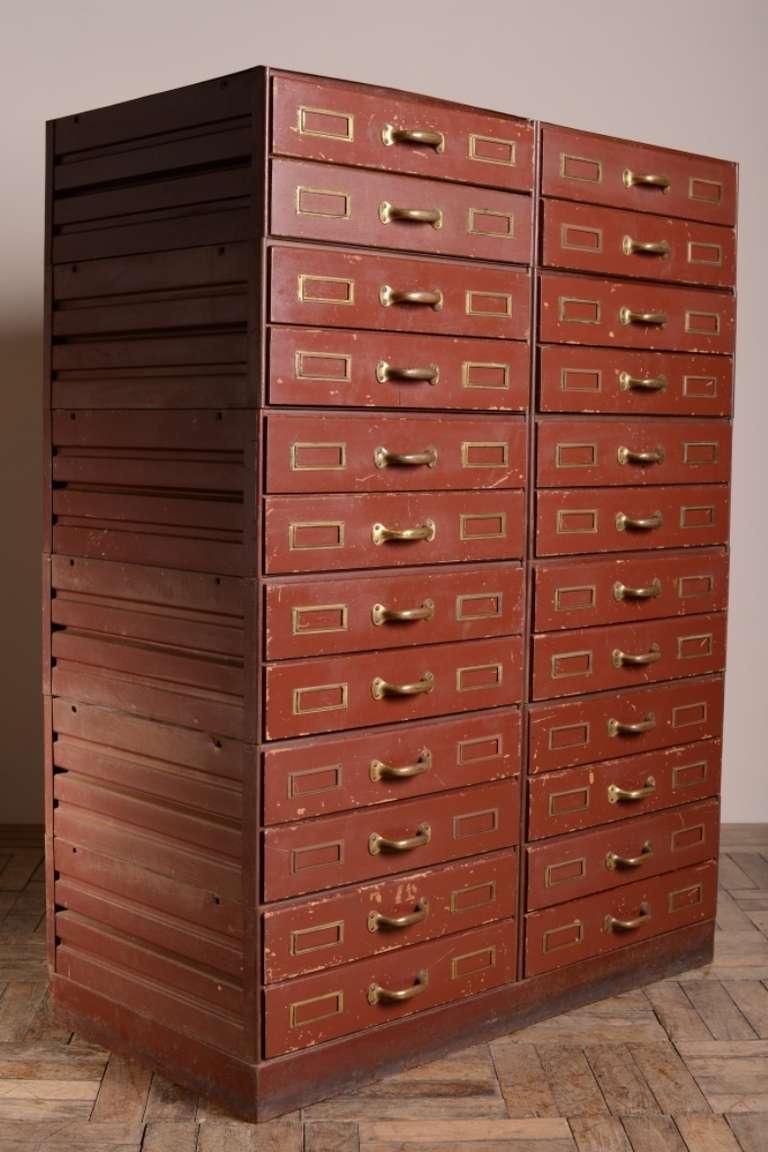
[272,74,533,192]
[541,125,736,226]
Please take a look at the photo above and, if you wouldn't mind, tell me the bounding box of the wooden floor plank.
[719,825,768,849]
[490,1039,559,1116]
[721,980,768,1038]
[197,1116,302,1150]
[725,1113,768,1151]
[144,1072,197,1122]
[727,853,768,890]
[621,1115,688,1152]
[357,1117,574,1147]
[644,982,714,1042]
[0,982,47,1042]
[683,982,758,1040]
[680,1051,768,1099]
[569,1117,632,1152]
[629,1043,710,1114]
[0,853,44,894]
[715,891,757,934]
[583,1045,659,1115]
[90,1054,152,1123]
[304,1120,361,1152]
[536,1046,609,1118]
[674,1114,743,1151]
[142,1120,199,1151]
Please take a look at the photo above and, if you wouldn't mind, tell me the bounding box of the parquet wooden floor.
[1,824,767,1151]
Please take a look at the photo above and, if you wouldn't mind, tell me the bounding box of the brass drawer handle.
[608,713,656,738]
[604,902,652,932]
[606,840,653,871]
[370,748,432,782]
[623,169,671,191]
[372,600,435,626]
[619,371,667,393]
[372,520,436,545]
[368,968,430,1005]
[607,776,657,804]
[382,124,445,152]
[612,642,661,668]
[620,307,668,327]
[622,236,671,257]
[374,446,438,469]
[368,897,430,933]
[617,445,665,466]
[369,823,432,856]
[614,579,662,602]
[380,285,444,310]
[379,202,443,228]
[372,672,434,700]
[616,511,663,532]
[376,361,439,386]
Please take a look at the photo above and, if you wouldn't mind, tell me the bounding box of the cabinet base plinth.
[52,918,714,1121]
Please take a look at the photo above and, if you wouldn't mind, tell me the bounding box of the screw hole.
[219,79,228,89]
[69,558,75,567]
[212,895,221,905]
[69,412,76,420]
[218,246,226,256]
[70,705,77,713]
[72,115,79,124]
[214,576,221,586]
[212,737,222,749]
[215,412,223,421]
[71,264,78,273]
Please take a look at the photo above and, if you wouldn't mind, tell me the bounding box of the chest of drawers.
[42,67,735,1120]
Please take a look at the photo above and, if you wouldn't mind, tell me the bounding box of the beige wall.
[1,0,766,822]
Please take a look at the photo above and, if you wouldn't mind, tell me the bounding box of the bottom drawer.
[525,859,716,977]
[264,849,517,982]
[265,917,517,1056]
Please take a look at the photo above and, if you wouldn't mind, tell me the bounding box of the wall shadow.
[0,323,44,822]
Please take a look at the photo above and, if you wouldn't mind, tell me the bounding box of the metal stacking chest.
[42,68,735,1118]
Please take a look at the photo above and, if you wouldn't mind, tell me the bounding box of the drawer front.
[265,490,526,574]
[540,273,735,354]
[537,418,731,488]
[536,485,730,557]
[268,327,530,412]
[528,739,722,840]
[272,74,533,191]
[534,550,729,631]
[532,611,726,700]
[266,411,526,494]
[541,125,736,226]
[263,778,521,900]
[528,675,724,774]
[265,563,524,659]
[525,860,717,977]
[263,707,521,825]
[264,635,524,740]
[542,200,735,287]
[539,346,733,417]
[264,916,517,1056]
[271,246,531,340]
[526,798,719,909]
[263,849,517,982]
[271,159,532,264]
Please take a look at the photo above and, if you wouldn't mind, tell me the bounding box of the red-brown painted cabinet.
[42,68,734,1121]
